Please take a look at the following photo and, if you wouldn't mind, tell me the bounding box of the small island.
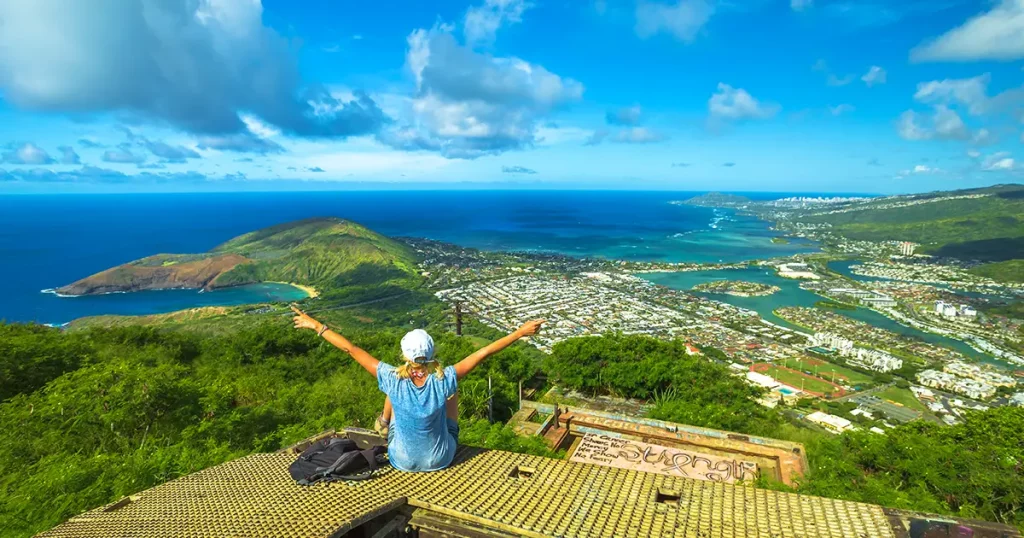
[692,280,780,297]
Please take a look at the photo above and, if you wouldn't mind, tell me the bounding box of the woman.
[291,305,544,472]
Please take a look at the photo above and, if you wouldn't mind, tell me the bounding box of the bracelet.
[317,324,329,337]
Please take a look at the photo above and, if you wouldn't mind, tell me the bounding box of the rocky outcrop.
[56,254,251,296]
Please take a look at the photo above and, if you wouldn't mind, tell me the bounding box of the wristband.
[317,324,329,337]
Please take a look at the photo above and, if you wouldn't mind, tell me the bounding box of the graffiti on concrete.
[569,434,758,483]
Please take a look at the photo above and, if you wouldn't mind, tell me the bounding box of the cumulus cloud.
[911,0,1024,62]
[932,105,970,140]
[914,74,992,115]
[0,0,386,139]
[708,83,779,122]
[861,66,886,87]
[464,0,532,45]
[102,147,147,164]
[829,104,855,116]
[138,139,201,163]
[307,166,325,172]
[606,105,643,126]
[2,142,56,164]
[791,0,813,11]
[57,146,81,164]
[381,23,583,159]
[896,106,984,142]
[635,0,714,43]
[197,132,285,154]
[981,152,1015,171]
[502,165,537,174]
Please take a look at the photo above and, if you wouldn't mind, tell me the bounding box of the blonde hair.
[395,360,444,380]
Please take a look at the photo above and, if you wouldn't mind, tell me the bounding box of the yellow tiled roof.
[37,446,900,538]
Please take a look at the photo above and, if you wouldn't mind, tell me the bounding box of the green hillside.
[798,185,1024,262]
[211,218,419,290]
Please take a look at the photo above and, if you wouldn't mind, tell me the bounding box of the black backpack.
[288,437,388,485]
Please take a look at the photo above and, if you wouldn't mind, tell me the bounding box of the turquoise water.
[778,387,796,395]
[1,191,819,323]
[36,283,309,325]
[639,267,999,363]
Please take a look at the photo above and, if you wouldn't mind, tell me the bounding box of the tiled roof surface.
[38,446,898,538]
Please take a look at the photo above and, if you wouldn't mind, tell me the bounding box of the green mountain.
[211,217,419,289]
[795,184,1024,263]
[58,218,420,295]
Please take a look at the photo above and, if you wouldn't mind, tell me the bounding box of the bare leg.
[446,393,459,422]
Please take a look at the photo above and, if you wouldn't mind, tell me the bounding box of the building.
[809,333,902,372]
[806,411,854,434]
[848,348,903,373]
[1011,392,1024,407]
[917,369,997,400]
[34,427,1021,538]
[935,301,975,318]
[899,242,916,256]
[860,292,897,308]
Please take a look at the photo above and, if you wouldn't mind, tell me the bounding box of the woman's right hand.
[516,319,546,337]
[290,305,323,332]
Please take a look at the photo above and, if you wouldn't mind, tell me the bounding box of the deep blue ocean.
[0,191,819,324]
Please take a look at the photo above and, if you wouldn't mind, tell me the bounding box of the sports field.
[780,356,875,386]
[751,363,846,398]
[876,386,929,413]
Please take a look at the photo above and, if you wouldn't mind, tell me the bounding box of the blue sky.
[0,0,1022,194]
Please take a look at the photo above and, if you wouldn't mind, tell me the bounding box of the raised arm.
[291,305,380,376]
[453,320,545,380]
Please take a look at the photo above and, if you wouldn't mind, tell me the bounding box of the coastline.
[268,281,319,299]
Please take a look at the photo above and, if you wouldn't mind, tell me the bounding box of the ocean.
[0,190,817,324]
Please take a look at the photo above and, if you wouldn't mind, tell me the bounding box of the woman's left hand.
[291,305,323,332]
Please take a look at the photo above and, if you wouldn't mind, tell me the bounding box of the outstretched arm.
[291,305,380,376]
[453,320,545,380]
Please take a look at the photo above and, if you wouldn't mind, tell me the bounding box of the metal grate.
[37,447,896,538]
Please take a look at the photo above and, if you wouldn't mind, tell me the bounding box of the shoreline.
[268,281,319,299]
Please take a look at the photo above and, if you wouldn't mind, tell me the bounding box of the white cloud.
[932,105,969,140]
[914,74,991,115]
[897,111,932,141]
[1,142,55,164]
[861,66,887,87]
[382,23,583,159]
[967,149,981,158]
[913,165,938,173]
[791,0,813,12]
[0,0,385,138]
[971,128,996,145]
[981,152,1015,171]
[709,83,779,121]
[635,0,714,43]
[829,104,855,116]
[57,146,80,165]
[464,0,532,46]
[911,0,1024,62]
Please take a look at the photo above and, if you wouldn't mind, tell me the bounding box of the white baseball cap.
[401,329,435,363]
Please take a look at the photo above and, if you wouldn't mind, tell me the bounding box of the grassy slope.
[969,259,1024,283]
[876,386,929,413]
[799,186,1024,262]
[211,218,419,290]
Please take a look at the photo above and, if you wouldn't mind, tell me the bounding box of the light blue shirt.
[376,362,459,472]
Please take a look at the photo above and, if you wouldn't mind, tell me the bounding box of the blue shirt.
[376,362,459,472]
